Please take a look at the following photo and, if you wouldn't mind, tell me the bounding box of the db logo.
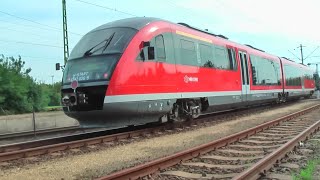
[184,75,199,83]
[184,75,189,83]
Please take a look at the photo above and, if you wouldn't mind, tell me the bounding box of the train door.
[239,51,250,102]
[301,68,305,94]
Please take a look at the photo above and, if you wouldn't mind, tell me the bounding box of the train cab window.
[155,35,166,61]
[227,48,237,70]
[200,44,214,68]
[213,46,230,70]
[136,50,145,60]
[180,39,197,66]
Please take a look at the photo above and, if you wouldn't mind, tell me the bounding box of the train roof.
[89,17,306,67]
[89,17,270,56]
[90,17,161,32]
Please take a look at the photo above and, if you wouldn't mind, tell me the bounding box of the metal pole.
[62,0,69,65]
[33,107,36,137]
[300,44,304,64]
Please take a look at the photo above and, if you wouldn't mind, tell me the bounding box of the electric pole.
[288,45,319,65]
[299,44,304,65]
[62,0,69,65]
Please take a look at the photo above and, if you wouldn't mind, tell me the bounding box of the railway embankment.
[0,100,319,179]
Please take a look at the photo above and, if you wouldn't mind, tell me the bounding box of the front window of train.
[63,27,137,84]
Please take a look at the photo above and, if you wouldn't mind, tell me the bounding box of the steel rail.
[0,125,80,140]
[0,103,263,162]
[98,104,320,180]
[0,126,163,162]
[234,119,320,180]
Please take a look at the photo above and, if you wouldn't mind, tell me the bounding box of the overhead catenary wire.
[73,0,138,17]
[0,39,63,49]
[0,26,63,41]
[0,10,82,36]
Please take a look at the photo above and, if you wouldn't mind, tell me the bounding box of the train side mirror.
[55,63,60,70]
[143,41,150,47]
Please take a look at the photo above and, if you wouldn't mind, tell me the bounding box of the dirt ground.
[0,100,319,180]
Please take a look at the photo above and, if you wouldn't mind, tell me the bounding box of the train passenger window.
[250,55,281,86]
[200,44,214,68]
[180,39,197,66]
[213,47,230,70]
[155,35,166,61]
[284,65,302,86]
[227,48,237,70]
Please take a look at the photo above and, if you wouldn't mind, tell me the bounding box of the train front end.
[61,23,138,128]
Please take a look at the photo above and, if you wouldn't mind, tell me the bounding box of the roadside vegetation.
[0,55,61,115]
[292,159,320,180]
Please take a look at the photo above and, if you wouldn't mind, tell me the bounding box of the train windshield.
[69,27,137,59]
[63,27,137,85]
[63,54,120,84]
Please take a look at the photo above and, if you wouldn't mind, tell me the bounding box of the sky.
[0,0,320,84]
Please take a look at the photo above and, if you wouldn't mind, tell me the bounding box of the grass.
[292,159,320,180]
[44,106,63,111]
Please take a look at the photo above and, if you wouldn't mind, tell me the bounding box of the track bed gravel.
[260,125,320,180]
[0,100,319,180]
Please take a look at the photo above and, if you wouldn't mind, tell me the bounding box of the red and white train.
[58,17,315,127]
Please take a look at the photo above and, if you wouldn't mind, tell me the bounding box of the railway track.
[0,102,292,163]
[0,125,80,141]
[99,104,320,180]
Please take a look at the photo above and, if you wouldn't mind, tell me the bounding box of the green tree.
[0,55,56,114]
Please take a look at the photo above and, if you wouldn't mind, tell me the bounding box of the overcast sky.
[1,0,319,84]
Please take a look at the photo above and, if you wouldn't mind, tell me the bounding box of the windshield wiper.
[83,32,116,57]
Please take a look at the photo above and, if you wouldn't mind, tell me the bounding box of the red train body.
[60,17,315,127]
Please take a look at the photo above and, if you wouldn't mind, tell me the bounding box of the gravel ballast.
[0,100,319,179]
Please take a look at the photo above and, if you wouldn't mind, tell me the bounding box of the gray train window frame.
[284,65,302,86]
[155,35,166,62]
[250,55,281,86]
[227,48,237,71]
[180,39,198,66]
[213,46,231,70]
[199,43,214,68]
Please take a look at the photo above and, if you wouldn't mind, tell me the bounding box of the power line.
[289,44,320,65]
[0,19,60,33]
[304,46,320,60]
[0,54,62,64]
[73,0,138,17]
[0,26,61,41]
[0,10,82,36]
[0,39,63,49]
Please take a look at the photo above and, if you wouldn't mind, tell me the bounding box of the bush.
[0,55,61,114]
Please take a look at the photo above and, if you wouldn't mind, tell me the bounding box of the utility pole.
[288,45,319,65]
[299,44,304,65]
[62,0,69,65]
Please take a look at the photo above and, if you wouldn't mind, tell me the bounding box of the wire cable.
[0,39,63,49]
[0,10,82,36]
[73,0,138,17]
